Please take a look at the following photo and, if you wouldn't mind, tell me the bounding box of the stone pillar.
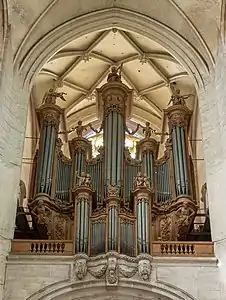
[0,33,29,299]
[198,40,226,295]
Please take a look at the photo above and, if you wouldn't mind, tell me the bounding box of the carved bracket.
[73,252,153,285]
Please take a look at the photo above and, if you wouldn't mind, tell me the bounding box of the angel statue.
[141,121,154,139]
[69,121,88,137]
[42,78,67,105]
[167,82,191,106]
[107,64,123,82]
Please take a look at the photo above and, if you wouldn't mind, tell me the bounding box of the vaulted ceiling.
[32,28,196,136]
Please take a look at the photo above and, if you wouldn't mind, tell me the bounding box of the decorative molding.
[72,252,152,285]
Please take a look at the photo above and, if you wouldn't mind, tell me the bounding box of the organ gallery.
[15,67,210,256]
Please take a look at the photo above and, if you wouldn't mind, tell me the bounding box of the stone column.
[198,40,226,295]
[0,34,29,299]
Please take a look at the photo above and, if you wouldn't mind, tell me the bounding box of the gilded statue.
[168,83,190,106]
[107,65,123,83]
[31,200,52,236]
[42,79,67,105]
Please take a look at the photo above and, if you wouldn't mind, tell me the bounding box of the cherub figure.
[84,174,92,187]
[74,121,87,137]
[143,174,150,188]
[76,172,86,186]
[133,172,143,188]
[142,122,153,139]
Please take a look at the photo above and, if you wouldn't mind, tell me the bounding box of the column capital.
[36,104,63,128]
[164,104,192,128]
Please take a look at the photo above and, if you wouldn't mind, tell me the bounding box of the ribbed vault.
[32,27,196,137]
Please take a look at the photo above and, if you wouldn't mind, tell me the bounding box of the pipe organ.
[28,69,198,257]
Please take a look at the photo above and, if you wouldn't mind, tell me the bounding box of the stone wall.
[4,254,221,300]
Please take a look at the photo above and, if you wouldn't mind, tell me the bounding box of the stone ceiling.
[32,28,196,137]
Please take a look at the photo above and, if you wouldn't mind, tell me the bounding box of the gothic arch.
[26,279,196,300]
[15,8,212,93]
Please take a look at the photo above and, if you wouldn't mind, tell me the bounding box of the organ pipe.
[30,71,197,250]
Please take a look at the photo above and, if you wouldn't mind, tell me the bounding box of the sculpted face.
[138,260,151,281]
[75,259,87,280]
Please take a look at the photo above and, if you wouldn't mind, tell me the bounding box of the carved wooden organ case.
[29,75,197,257]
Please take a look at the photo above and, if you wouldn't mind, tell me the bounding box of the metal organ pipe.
[166,105,191,197]
[36,104,62,195]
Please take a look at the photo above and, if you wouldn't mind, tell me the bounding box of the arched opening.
[26,279,195,300]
